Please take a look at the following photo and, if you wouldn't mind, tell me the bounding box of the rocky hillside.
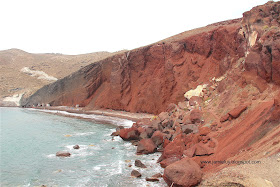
[22,2,280,115]
[0,49,124,106]
[112,2,280,186]
[21,1,280,186]
[22,19,245,113]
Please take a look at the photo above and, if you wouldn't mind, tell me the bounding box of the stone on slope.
[163,157,202,187]
[228,105,248,119]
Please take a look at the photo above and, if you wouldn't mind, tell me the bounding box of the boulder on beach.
[56,151,71,157]
[119,127,139,140]
[137,138,157,154]
[163,158,202,187]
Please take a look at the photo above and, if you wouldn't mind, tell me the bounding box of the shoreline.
[23,106,153,127]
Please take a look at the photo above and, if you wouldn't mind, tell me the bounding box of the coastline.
[24,106,153,127]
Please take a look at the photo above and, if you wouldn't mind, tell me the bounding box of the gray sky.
[0,0,269,55]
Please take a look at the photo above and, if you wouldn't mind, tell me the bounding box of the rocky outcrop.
[242,1,280,85]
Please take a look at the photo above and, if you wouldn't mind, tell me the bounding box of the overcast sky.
[0,0,270,55]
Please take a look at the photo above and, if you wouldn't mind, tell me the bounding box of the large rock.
[160,156,181,168]
[159,134,186,161]
[163,158,202,187]
[56,151,71,157]
[151,130,165,146]
[119,127,139,140]
[137,138,157,154]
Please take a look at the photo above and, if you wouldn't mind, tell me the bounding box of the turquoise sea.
[0,107,164,187]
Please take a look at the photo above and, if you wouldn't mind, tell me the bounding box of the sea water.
[0,107,164,187]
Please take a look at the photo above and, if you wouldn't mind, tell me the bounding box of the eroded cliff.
[22,18,246,114]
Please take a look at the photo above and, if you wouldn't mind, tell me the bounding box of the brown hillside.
[0,49,125,101]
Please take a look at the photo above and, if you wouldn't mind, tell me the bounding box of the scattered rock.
[158,112,170,122]
[151,130,165,146]
[152,173,163,178]
[160,134,186,161]
[119,127,139,140]
[135,159,147,168]
[56,151,71,157]
[146,177,159,182]
[163,158,202,187]
[178,101,188,110]
[73,145,80,149]
[166,103,178,112]
[131,170,142,178]
[137,138,157,154]
[181,124,199,134]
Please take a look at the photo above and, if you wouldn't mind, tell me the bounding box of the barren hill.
[21,1,280,186]
[0,49,125,105]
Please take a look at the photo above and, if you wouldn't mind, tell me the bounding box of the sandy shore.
[27,106,154,126]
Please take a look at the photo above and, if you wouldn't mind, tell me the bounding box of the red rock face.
[22,18,245,114]
[242,1,280,85]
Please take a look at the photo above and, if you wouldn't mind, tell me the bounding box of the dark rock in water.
[56,151,71,157]
[135,159,147,168]
[111,131,119,136]
[131,170,142,178]
[146,177,159,182]
[73,145,80,149]
[152,173,163,178]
